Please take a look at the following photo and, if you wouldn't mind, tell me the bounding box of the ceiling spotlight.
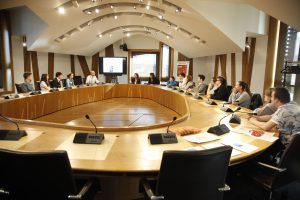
[98,34,103,38]
[158,14,163,20]
[166,35,170,39]
[175,8,180,13]
[87,20,93,26]
[95,8,99,13]
[110,5,114,9]
[58,7,65,14]
[168,23,171,27]
[114,15,118,19]
[174,26,179,31]
[86,10,92,14]
[126,33,131,37]
[195,38,200,43]
[22,42,27,47]
[133,5,137,9]
[139,0,144,2]
[91,0,96,2]
[146,5,150,10]
[72,0,79,8]
[109,34,112,37]
[245,44,250,48]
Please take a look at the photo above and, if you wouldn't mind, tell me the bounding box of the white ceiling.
[0,0,298,58]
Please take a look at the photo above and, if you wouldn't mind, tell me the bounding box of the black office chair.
[74,75,83,85]
[15,83,23,93]
[227,85,233,94]
[0,149,100,200]
[141,146,233,200]
[249,93,263,110]
[35,81,41,91]
[61,79,67,87]
[246,134,300,199]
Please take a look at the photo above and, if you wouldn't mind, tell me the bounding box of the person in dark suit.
[51,72,63,88]
[131,73,141,84]
[208,76,229,101]
[148,73,160,85]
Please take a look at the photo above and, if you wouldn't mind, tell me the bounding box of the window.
[161,44,170,78]
[130,51,159,79]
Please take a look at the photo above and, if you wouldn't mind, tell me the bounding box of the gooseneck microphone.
[0,114,27,140]
[218,107,241,125]
[85,114,98,133]
[167,116,177,133]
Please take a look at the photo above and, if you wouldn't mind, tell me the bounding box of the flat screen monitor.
[99,57,127,75]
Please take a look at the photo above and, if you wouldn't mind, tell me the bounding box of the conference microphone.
[207,107,241,135]
[220,102,234,112]
[148,116,178,145]
[167,116,177,133]
[85,114,98,133]
[0,114,27,141]
[73,114,104,144]
[206,98,217,105]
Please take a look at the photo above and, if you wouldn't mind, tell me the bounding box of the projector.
[120,43,128,51]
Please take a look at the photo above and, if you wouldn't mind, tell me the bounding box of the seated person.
[228,81,251,108]
[254,88,277,116]
[167,76,177,86]
[148,73,160,85]
[207,76,229,101]
[40,74,50,91]
[20,72,34,93]
[206,77,217,95]
[248,87,300,149]
[178,72,187,89]
[51,72,63,88]
[86,70,100,85]
[131,73,141,84]
[66,73,75,88]
[193,74,207,94]
[184,75,194,90]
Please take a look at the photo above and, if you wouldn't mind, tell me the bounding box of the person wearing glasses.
[207,76,229,101]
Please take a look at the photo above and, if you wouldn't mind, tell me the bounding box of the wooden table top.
[0,84,277,173]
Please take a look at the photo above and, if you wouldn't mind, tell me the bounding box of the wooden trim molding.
[77,55,90,77]
[48,52,54,80]
[220,54,227,80]
[23,36,31,73]
[92,52,99,77]
[214,55,219,78]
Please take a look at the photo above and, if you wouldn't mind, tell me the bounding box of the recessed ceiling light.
[109,34,112,37]
[133,5,137,9]
[110,5,114,9]
[98,34,103,38]
[58,7,65,14]
[195,38,200,43]
[86,10,92,14]
[22,42,27,47]
[114,15,118,19]
[126,33,131,37]
[146,5,150,10]
[95,8,99,13]
[88,20,93,26]
[139,0,144,2]
[174,26,179,31]
[158,14,163,19]
[166,35,170,39]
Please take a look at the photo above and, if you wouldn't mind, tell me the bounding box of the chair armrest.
[68,178,99,200]
[257,162,287,173]
[141,179,164,200]
[218,184,230,192]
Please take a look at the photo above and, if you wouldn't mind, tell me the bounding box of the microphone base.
[220,106,234,113]
[73,132,105,144]
[206,100,217,105]
[148,133,178,145]
[207,124,230,136]
[229,114,241,124]
[0,130,28,141]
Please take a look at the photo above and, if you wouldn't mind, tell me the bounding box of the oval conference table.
[0,84,276,175]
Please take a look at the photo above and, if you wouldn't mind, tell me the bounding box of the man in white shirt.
[86,70,100,85]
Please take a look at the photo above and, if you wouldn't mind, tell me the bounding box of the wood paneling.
[30,51,40,81]
[264,17,280,93]
[105,45,114,83]
[23,36,31,72]
[48,52,54,80]
[77,55,90,77]
[70,55,75,74]
[247,38,256,86]
[220,54,227,79]
[231,53,236,86]
[214,55,219,78]
[91,52,99,77]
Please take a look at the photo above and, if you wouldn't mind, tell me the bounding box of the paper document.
[231,127,278,142]
[221,140,258,153]
[183,132,220,144]
[202,142,242,157]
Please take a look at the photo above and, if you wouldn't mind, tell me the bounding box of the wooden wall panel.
[214,55,219,78]
[105,45,114,83]
[247,38,256,86]
[23,37,31,72]
[91,52,99,77]
[70,55,75,74]
[77,55,90,77]
[231,53,236,86]
[48,52,54,80]
[264,17,280,93]
[30,51,40,81]
[220,54,227,80]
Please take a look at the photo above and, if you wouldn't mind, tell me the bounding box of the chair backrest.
[273,134,300,188]
[15,83,23,93]
[227,85,233,94]
[249,93,263,110]
[156,146,232,200]
[0,149,77,200]
[35,81,41,91]
[74,75,83,85]
[61,79,67,87]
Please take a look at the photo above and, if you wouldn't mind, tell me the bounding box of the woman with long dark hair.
[228,81,251,108]
[40,74,50,91]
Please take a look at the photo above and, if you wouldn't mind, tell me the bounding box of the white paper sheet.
[183,132,220,144]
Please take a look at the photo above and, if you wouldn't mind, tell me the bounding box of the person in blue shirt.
[167,76,177,86]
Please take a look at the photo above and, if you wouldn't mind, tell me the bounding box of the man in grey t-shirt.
[248,87,300,147]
